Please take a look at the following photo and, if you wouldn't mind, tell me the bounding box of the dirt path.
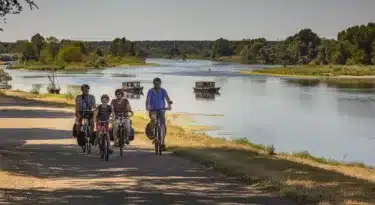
[0,96,294,205]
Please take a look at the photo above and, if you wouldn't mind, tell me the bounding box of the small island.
[4,34,153,71]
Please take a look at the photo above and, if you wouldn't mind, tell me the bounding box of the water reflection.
[282,78,321,87]
[111,73,136,78]
[124,91,143,100]
[24,75,46,79]
[249,78,267,84]
[325,79,375,89]
[195,92,220,101]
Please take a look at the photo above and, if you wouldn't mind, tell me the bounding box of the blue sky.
[0,0,374,42]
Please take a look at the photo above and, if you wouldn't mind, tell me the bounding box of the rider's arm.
[110,100,116,119]
[91,95,97,111]
[75,96,81,117]
[93,105,100,122]
[164,89,172,104]
[145,89,152,110]
[125,99,132,112]
[110,104,115,120]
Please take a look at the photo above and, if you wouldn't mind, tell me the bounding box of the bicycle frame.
[150,108,168,155]
[115,111,133,156]
[97,121,110,161]
[80,110,93,154]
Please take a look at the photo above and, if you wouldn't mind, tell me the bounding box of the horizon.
[0,0,374,42]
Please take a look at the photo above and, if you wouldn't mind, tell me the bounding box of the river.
[4,59,375,166]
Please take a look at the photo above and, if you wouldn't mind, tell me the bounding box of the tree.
[338,23,375,64]
[240,45,249,64]
[212,38,233,57]
[57,45,83,63]
[31,33,45,60]
[0,0,38,31]
[46,36,59,59]
[93,48,104,57]
[21,41,36,61]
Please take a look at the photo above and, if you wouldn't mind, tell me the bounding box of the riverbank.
[242,65,375,79]
[7,57,157,71]
[0,89,374,204]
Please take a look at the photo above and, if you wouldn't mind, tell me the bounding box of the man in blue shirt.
[146,77,173,150]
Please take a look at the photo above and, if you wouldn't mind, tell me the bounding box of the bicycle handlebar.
[97,120,110,123]
[115,111,133,118]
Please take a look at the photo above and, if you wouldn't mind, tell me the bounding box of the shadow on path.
[0,127,293,205]
[0,109,73,118]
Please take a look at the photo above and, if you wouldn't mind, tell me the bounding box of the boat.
[47,71,61,94]
[193,81,220,93]
[122,81,143,93]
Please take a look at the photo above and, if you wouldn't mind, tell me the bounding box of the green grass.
[8,56,154,71]
[251,65,375,77]
[292,151,367,168]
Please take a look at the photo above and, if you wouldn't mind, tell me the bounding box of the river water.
[4,59,375,166]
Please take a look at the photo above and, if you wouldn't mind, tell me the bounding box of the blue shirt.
[147,88,169,110]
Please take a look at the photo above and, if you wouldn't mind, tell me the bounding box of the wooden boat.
[193,81,220,93]
[47,71,61,94]
[122,81,143,93]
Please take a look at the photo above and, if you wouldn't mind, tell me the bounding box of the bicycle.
[80,110,93,154]
[96,120,110,161]
[116,111,133,156]
[151,104,172,156]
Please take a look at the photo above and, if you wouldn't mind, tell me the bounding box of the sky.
[0,0,374,42]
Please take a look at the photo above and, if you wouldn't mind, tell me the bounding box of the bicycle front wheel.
[157,126,162,156]
[119,128,124,156]
[99,134,104,159]
[104,134,109,161]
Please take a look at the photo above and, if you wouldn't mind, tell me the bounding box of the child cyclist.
[94,94,114,153]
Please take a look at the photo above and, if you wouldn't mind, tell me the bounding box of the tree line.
[0,34,147,68]
[0,22,374,66]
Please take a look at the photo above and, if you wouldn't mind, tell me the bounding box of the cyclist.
[74,84,96,139]
[146,77,173,151]
[111,89,132,148]
[93,94,113,152]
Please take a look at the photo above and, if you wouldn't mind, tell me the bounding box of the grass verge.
[1,90,374,204]
[241,65,375,79]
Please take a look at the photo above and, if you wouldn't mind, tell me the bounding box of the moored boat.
[193,81,220,93]
[122,81,144,93]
